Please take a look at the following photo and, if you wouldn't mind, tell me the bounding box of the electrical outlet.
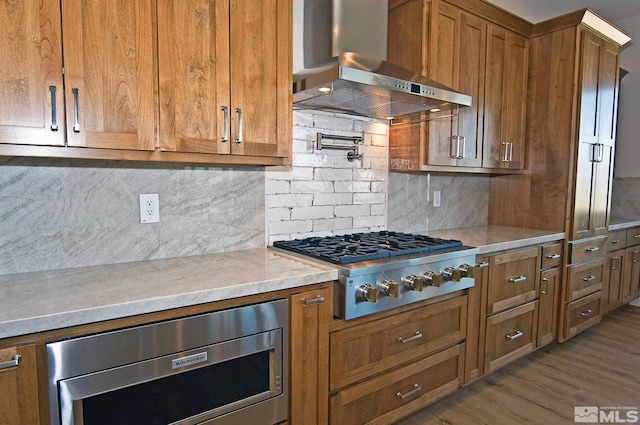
[139,194,160,223]
[433,190,441,207]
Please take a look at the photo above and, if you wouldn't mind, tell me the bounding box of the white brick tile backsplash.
[334,204,370,217]
[313,217,353,231]
[314,168,353,181]
[354,192,386,204]
[266,110,390,240]
[291,205,334,220]
[314,192,352,206]
[291,180,334,194]
[265,179,290,194]
[268,193,313,208]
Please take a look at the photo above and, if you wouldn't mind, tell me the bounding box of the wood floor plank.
[394,305,640,425]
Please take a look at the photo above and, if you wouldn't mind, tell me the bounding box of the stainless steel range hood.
[293,0,472,120]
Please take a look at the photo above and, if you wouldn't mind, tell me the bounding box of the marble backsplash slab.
[611,177,640,221]
[0,158,265,275]
[388,172,490,232]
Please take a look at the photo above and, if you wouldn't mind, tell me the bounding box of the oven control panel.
[334,250,478,320]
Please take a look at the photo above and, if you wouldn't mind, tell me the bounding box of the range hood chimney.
[293,0,472,120]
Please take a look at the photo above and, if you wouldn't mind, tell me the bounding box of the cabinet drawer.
[607,230,627,251]
[329,343,464,425]
[541,243,563,269]
[569,236,607,264]
[626,227,640,247]
[563,291,602,340]
[566,259,604,301]
[329,296,467,391]
[484,300,537,374]
[487,247,540,314]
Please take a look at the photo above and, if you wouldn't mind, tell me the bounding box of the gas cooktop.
[272,231,463,265]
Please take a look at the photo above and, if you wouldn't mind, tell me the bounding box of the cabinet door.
[228,0,290,157]
[61,0,158,150]
[0,0,64,146]
[0,345,40,425]
[290,287,331,425]
[428,2,484,167]
[605,249,626,312]
[537,268,559,347]
[157,0,231,154]
[482,25,527,169]
[623,247,640,302]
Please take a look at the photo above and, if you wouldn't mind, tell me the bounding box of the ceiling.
[485,0,640,24]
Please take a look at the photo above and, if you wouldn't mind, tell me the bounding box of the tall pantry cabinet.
[488,10,631,342]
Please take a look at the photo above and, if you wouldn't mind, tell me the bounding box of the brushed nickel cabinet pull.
[585,246,600,252]
[582,275,596,282]
[509,276,527,283]
[396,383,421,399]
[451,136,459,159]
[634,250,640,263]
[581,309,593,316]
[611,256,620,270]
[612,239,621,244]
[397,331,423,344]
[634,234,640,239]
[459,136,466,159]
[49,86,59,131]
[235,108,243,144]
[541,277,549,294]
[221,106,229,142]
[546,254,561,259]
[506,331,523,340]
[477,261,489,268]
[301,295,325,305]
[72,88,80,132]
[501,141,510,162]
[0,354,21,371]
[508,141,513,162]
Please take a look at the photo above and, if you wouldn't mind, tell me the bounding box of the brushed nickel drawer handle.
[509,276,527,283]
[49,85,59,131]
[72,88,80,132]
[0,354,21,371]
[585,246,600,252]
[476,261,489,268]
[221,106,229,142]
[398,331,423,344]
[301,295,325,305]
[546,254,561,259]
[582,275,596,282]
[396,383,421,399]
[581,309,593,316]
[506,331,523,340]
[634,234,640,239]
[612,239,622,244]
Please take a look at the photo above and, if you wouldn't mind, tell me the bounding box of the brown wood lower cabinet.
[563,291,602,339]
[329,343,465,425]
[0,345,40,425]
[328,295,468,424]
[537,267,560,347]
[484,300,537,373]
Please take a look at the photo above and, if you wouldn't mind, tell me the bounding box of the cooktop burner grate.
[273,231,463,265]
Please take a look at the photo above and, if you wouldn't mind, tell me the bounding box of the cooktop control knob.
[423,271,442,287]
[379,279,400,297]
[356,284,378,303]
[456,263,476,279]
[442,267,460,282]
[403,274,424,292]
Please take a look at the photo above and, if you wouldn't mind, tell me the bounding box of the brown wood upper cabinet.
[0,0,291,163]
[481,25,528,170]
[388,0,528,173]
[158,0,291,157]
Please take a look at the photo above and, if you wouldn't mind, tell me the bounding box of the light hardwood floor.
[395,304,640,425]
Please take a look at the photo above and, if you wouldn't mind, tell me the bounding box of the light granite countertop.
[425,225,565,255]
[609,219,640,231]
[0,225,565,340]
[0,249,338,339]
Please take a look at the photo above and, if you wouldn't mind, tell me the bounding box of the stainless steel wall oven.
[46,299,288,425]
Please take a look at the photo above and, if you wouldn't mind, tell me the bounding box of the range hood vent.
[293,0,472,120]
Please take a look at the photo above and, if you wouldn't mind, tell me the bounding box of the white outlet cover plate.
[139,193,160,223]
